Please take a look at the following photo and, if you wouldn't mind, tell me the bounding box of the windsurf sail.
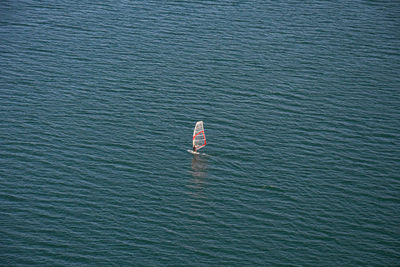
[193,121,206,150]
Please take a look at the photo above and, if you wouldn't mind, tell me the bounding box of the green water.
[1,1,399,265]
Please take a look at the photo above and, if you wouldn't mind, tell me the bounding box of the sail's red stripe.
[192,130,204,140]
[193,130,206,148]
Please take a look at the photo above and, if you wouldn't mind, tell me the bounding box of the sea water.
[1,1,399,265]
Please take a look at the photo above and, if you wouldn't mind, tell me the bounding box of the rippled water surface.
[1,1,399,266]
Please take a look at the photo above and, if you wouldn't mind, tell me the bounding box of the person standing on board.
[193,145,197,152]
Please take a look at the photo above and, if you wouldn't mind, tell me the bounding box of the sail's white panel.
[193,121,206,150]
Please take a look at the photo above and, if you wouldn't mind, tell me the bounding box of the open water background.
[1,1,400,266]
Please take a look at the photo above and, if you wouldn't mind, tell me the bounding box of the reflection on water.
[183,155,210,236]
[185,154,208,200]
[191,154,208,179]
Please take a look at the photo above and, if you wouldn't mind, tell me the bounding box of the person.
[193,145,197,152]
